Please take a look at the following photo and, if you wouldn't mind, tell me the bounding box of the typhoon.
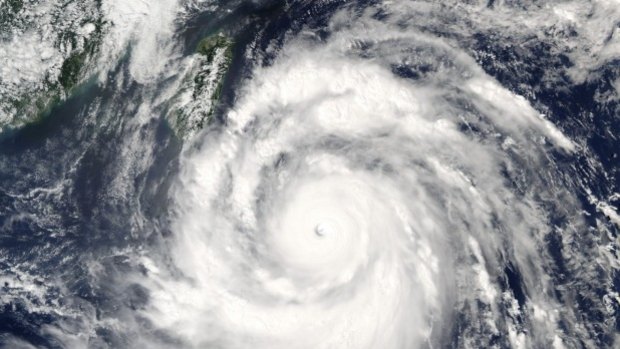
[0,0,619,349]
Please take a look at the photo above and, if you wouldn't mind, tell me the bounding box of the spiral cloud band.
[139,10,588,348]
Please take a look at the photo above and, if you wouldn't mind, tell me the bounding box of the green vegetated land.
[0,0,24,36]
[169,33,234,138]
[57,19,105,91]
[0,2,105,130]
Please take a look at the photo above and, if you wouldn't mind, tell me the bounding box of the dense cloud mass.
[0,0,619,348]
